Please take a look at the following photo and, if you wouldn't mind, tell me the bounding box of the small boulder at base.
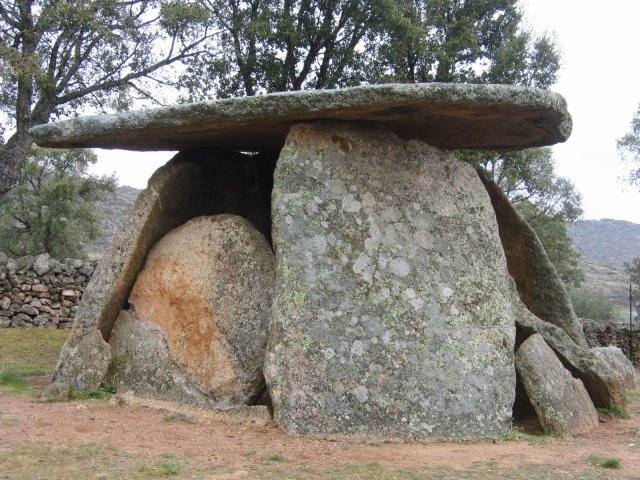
[592,346,638,390]
[516,308,628,413]
[112,214,275,406]
[516,333,599,436]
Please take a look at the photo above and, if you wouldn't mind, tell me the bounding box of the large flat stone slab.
[265,121,516,440]
[31,83,571,152]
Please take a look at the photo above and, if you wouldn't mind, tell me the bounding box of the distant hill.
[568,219,640,269]
[86,185,141,260]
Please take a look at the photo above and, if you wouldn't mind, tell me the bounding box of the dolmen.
[31,83,634,441]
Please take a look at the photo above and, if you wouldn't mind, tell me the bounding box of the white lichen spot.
[381,330,392,345]
[410,297,425,310]
[441,285,454,298]
[353,253,373,282]
[389,258,410,278]
[322,348,335,360]
[354,385,369,403]
[351,340,365,356]
[342,194,362,213]
[362,191,376,208]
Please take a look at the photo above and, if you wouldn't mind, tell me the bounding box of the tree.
[182,0,559,99]
[625,257,640,290]
[0,147,115,258]
[0,0,215,195]
[617,105,640,186]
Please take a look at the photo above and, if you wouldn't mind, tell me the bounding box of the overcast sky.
[90,0,640,223]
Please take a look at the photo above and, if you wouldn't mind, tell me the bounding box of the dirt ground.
[1,382,639,479]
[1,328,639,479]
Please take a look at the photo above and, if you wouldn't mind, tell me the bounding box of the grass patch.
[137,460,182,477]
[265,452,286,463]
[65,382,116,401]
[0,370,30,394]
[500,426,563,445]
[0,327,68,396]
[588,455,621,469]
[597,406,630,419]
[0,327,68,371]
[163,412,194,423]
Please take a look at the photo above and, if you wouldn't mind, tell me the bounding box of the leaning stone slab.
[44,329,111,397]
[478,172,587,348]
[109,215,275,407]
[47,149,275,395]
[265,121,516,440]
[592,346,638,390]
[516,308,627,413]
[31,83,571,152]
[516,333,598,436]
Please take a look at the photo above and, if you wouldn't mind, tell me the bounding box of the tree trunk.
[0,130,33,196]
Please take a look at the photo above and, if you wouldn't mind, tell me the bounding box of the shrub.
[569,290,614,321]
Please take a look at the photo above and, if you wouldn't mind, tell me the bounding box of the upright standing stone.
[265,122,516,440]
[516,334,599,436]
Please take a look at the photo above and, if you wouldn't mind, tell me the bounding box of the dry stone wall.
[582,319,639,366]
[0,253,94,329]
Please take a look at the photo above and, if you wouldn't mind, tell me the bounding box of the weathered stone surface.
[108,215,275,406]
[479,172,587,348]
[107,309,227,408]
[43,329,111,397]
[516,308,628,412]
[33,253,52,275]
[516,334,598,436]
[592,346,638,390]
[47,148,275,395]
[265,122,516,440]
[31,83,571,152]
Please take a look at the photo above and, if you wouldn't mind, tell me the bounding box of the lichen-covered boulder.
[47,148,275,395]
[592,346,638,390]
[478,173,587,348]
[109,214,275,406]
[516,308,628,413]
[516,334,598,436]
[265,121,516,440]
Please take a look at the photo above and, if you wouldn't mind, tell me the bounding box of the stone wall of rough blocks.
[582,319,640,366]
[0,253,95,329]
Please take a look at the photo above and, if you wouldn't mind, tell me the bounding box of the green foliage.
[0,0,216,195]
[0,148,115,258]
[67,382,116,401]
[569,290,614,321]
[588,455,621,469]
[624,257,640,288]
[467,148,584,287]
[596,405,630,420]
[617,105,640,186]
[181,0,558,98]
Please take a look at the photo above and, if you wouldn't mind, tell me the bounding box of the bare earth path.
[1,385,639,479]
[1,329,639,479]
